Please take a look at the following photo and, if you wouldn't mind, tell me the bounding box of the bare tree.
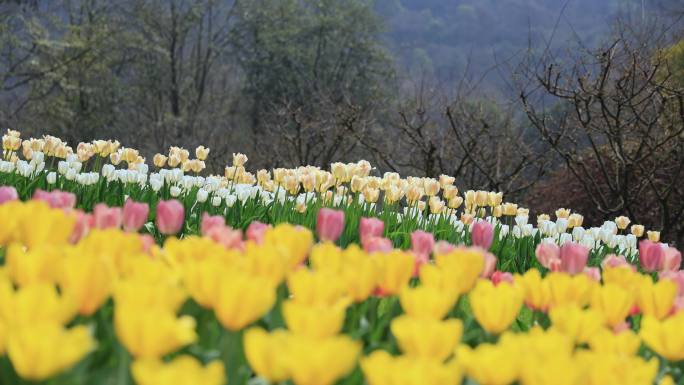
[519,21,684,245]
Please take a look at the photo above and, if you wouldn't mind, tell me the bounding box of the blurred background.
[1,0,683,243]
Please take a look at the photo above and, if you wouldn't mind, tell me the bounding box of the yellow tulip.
[114,277,187,314]
[602,266,641,294]
[588,329,641,356]
[288,269,347,306]
[285,334,360,385]
[361,350,462,385]
[546,272,595,308]
[214,270,276,331]
[517,269,552,311]
[244,328,291,383]
[8,323,94,381]
[57,248,114,316]
[590,283,634,328]
[399,285,458,320]
[431,248,484,295]
[636,277,676,320]
[640,313,684,361]
[373,250,415,296]
[339,246,377,302]
[575,352,658,385]
[2,283,76,327]
[115,305,197,359]
[549,305,606,344]
[182,256,225,309]
[283,300,348,339]
[5,244,61,287]
[16,201,75,249]
[264,224,313,269]
[131,356,224,385]
[469,280,523,334]
[457,343,519,385]
[390,316,462,360]
[309,242,344,273]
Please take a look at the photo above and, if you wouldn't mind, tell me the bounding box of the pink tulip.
[316,208,344,242]
[471,220,494,250]
[359,217,384,244]
[206,226,243,250]
[69,210,93,243]
[0,186,18,205]
[492,271,514,286]
[481,252,498,278]
[584,267,601,282]
[156,199,185,235]
[122,199,149,232]
[639,240,664,272]
[33,189,76,209]
[433,240,456,256]
[600,254,631,270]
[413,252,429,278]
[201,212,225,236]
[93,203,123,229]
[139,234,156,254]
[559,242,589,275]
[661,247,682,272]
[246,221,271,244]
[535,242,561,270]
[362,236,394,253]
[410,230,434,257]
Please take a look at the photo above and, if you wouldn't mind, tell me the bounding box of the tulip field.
[1,129,684,385]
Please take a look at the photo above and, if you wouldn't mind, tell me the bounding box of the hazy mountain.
[375,0,679,91]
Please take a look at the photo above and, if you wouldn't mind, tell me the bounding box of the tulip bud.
[614,216,630,230]
[502,203,517,216]
[535,242,561,270]
[423,179,440,196]
[660,246,682,272]
[410,230,434,257]
[211,196,222,207]
[647,231,660,242]
[232,153,248,167]
[196,188,209,203]
[156,199,185,235]
[492,205,503,218]
[153,153,168,168]
[316,208,344,242]
[359,217,384,244]
[639,240,663,272]
[630,224,644,237]
[559,242,589,275]
[448,196,463,209]
[246,221,270,244]
[0,186,19,205]
[195,145,210,161]
[201,212,225,236]
[122,199,149,232]
[93,203,123,229]
[471,220,494,250]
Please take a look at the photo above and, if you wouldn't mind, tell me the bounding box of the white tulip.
[170,186,181,197]
[47,171,57,184]
[196,188,209,203]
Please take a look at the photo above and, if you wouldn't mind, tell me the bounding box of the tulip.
[647,231,660,242]
[491,271,514,286]
[640,313,684,361]
[661,246,682,272]
[122,199,149,232]
[69,210,93,243]
[285,334,360,385]
[316,208,344,242]
[246,221,270,244]
[390,316,463,360]
[205,226,243,250]
[600,254,630,270]
[359,217,384,244]
[469,279,523,334]
[244,328,290,383]
[614,216,630,230]
[433,240,456,256]
[535,242,561,270]
[33,189,76,209]
[481,252,497,278]
[363,236,393,253]
[660,270,684,297]
[583,267,601,282]
[156,199,185,235]
[132,356,225,385]
[200,212,225,236]
[93,203,123,229]
[639,240,664,272]
[559,242,589,275]
[631,224,644,237]
[0,186,18,205]
[410,230,434,257]
[471,220,494,250]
